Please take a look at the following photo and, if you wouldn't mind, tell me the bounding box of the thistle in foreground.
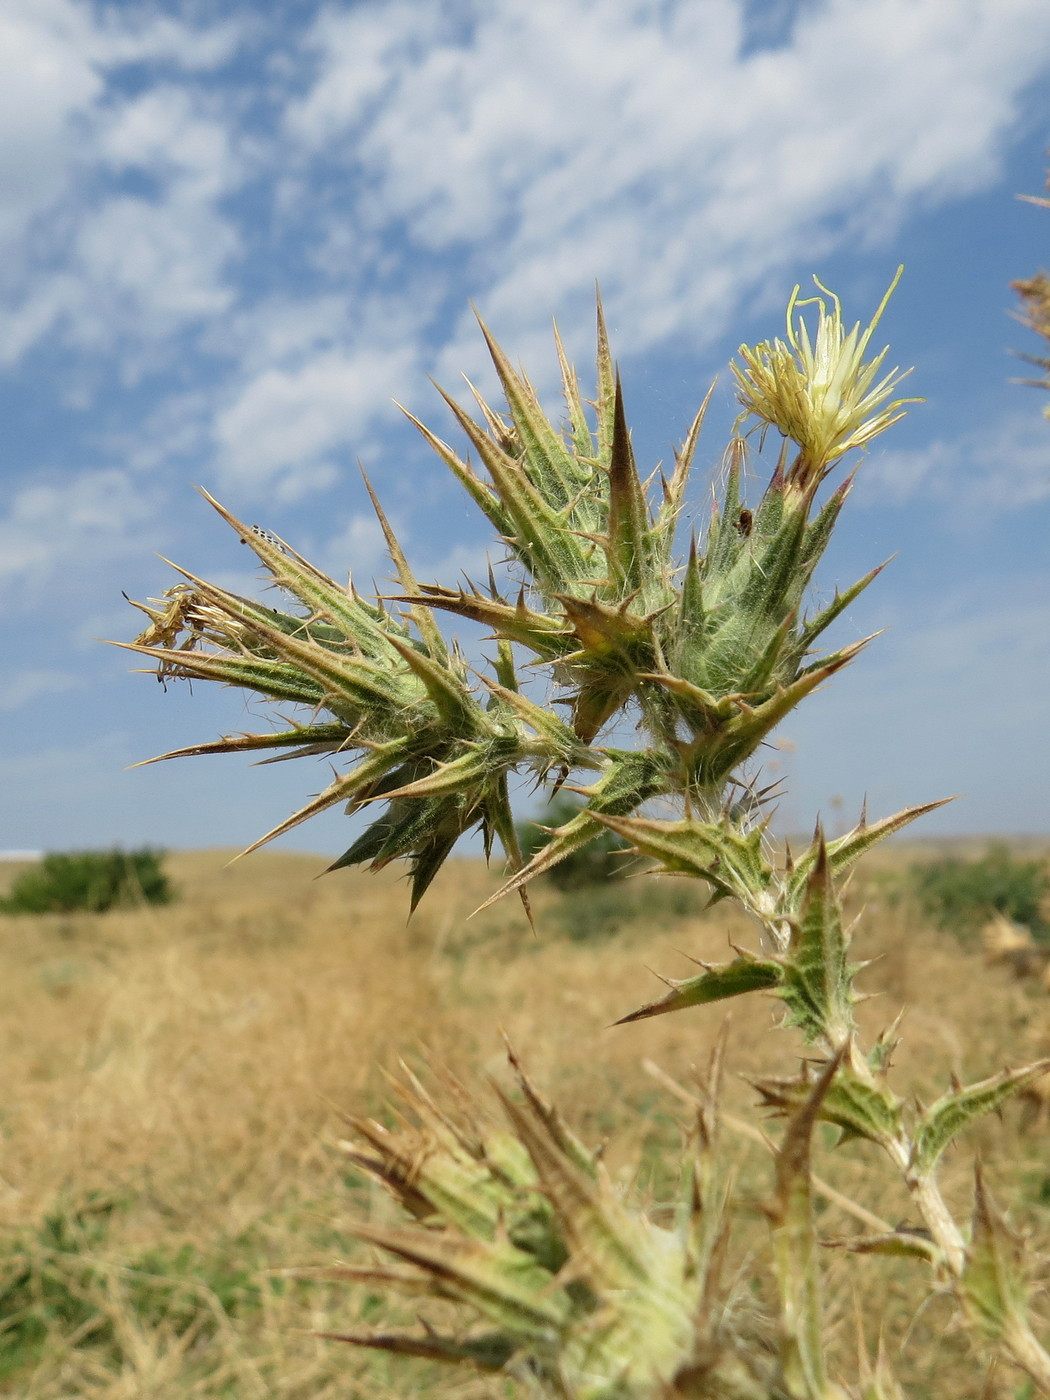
[120,276,1050,1397]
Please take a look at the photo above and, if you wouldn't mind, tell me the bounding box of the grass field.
[2,844,1049,1398]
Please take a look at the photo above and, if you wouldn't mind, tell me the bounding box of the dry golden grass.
[1,845,1049,1398]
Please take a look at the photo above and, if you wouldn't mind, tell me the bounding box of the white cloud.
[861,407,1050,512]
[212,346,417,500]
[320,512,390,585]
[0,668,80,711]
[0,0,99,254]
[289,0,1050,365]
[93,13,243,72]
[0,468,160,600]
[73,188,238,336]
[0,5,245,360]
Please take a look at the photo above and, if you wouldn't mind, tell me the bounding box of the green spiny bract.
[314,1047,775,1400]
[120,277,912,911]
[120,277,1050,1398]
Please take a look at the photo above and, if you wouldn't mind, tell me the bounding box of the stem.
[907,1172,967,1278]
[1004,1319,1050,1394]
[883,1138,967,1277]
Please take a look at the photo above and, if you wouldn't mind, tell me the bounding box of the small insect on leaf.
[243,525,288,553]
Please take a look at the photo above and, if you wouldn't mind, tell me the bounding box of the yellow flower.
[732,266,918,492]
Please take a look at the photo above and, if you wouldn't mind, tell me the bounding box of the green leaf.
[365,746,495,803]
[476,674,592,767]
[794,559,889,657]
[198,489,404,658]
[396,583,568,658]
[400,404,510,537]
[754,1059,902,1149]
[473,750,667,910]
[703,437,745,578]
[696,638,868,784]
[347,1222,569,1341]
[476,312,586,509]
[605,375,654,596]
[770,1047,844,1400]
[593,291,617,465]
[962,1164,1029,1342]
[131,722,352,766]
[590,813,770,907]
[781,837,854,1045]
[823,1230,937,1263]
[911,1060,1050,1178]
[319,1327,518,1373]
[359,471,449,661]
[615,957,783,1025]
[117,640,327,709]
[786,798,956,902]
[235,735,417,859]
[385,632,483,733]
[553,321,594,460]
[435,384,588,592]
[653,383,714,560]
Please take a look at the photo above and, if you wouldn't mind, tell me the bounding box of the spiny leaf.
[592,812,769,906]
[565,666,636,745]
[198,489,397,654]
[693,636,870,781]
[770,1046,845,1400]
[605,374,652,595]
[593,290,617,463]
[823,1230,937,1263]
[347,1221,569,1338]
[474,750,667,910]
[781,836,854,1045]
[360,470,448,661]
[703,437,746,577]
[476,311,585,507]
[395,583,568,657]
[557,593,652,658]
[494,1085,648,1287]
[911,1060,1050,1179]
[116,640,327,709]
[615,956,783,1025]
[318,1328,518,1372]
[234,736,416,859]
[962,1163,1030,1344]
[639,671,735,732]
[384,632,482,732]
[435,383,587,590]
[786,797,956,900]
[654,381,716,555]
[129,722,352,766]
[794,559,890,656]
[475,673,591,766]
[753,1056,902,1149]
[399,403,509,533]
[366,746,496,803]
[553,320,594,459]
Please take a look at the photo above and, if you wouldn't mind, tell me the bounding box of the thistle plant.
[1013,168,1050,416]
[120,274,1050,1398]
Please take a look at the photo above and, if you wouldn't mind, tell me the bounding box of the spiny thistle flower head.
[315,1045,776,1400]
[118,278,912,914]
[731,267,918,493]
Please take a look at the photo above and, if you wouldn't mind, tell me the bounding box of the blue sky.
[2,0,1050,856]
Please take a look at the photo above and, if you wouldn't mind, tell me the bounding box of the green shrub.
[0,848,173,915]
[911,843,1050,942]
[517,795,639,891]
